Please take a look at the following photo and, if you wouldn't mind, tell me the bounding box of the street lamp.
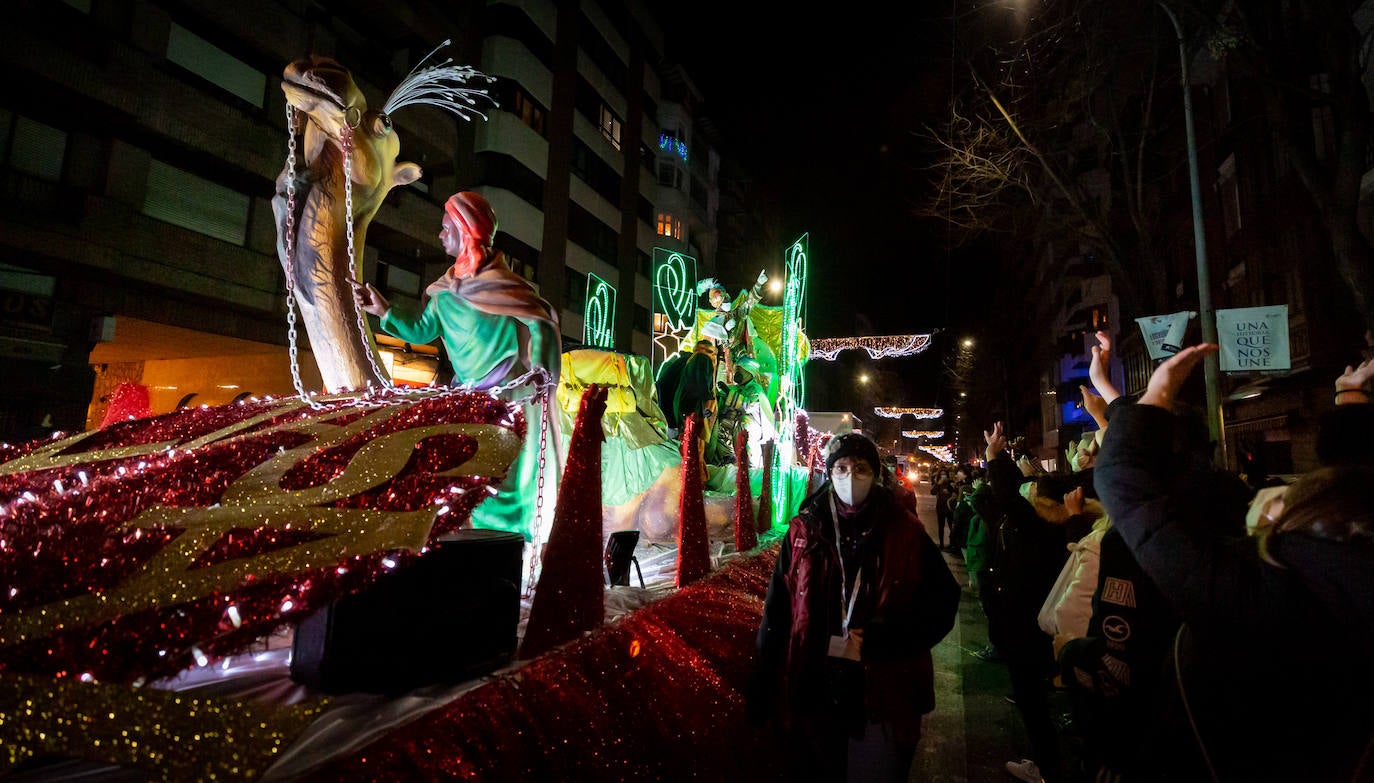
[858,373,870,384]
[768,278,783,294]
[962,338,975,348]
[1158,0,1222,448]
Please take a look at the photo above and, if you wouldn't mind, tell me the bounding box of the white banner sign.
[1216,305,1290,372]
[1135,311,1196,360]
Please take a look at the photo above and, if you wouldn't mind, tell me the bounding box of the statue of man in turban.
[352,191,561,539]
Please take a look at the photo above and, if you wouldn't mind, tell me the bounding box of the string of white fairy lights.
[902,430,945,439]
[809,334,932,361]
[920,445,956,463]
[874,407,944,419]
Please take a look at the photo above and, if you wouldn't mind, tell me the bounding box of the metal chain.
[280,114,558,563]
[340,125,395,391]
[524,387,551,596]
[282,104,326,410]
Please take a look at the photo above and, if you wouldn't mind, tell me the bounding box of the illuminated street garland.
[874,407,944,419]
[902,430,945,439]
[920,445,956,463]
[583,273,616,349]
[809,334,932,361]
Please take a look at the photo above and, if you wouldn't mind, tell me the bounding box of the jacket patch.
[1100,577,1137,608]
[1102,615,1131,644]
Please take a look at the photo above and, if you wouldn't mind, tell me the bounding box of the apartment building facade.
[0,0,723,441]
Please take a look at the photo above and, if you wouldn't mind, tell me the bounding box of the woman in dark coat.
[1092,342,1374,782]
[751,433,959,783]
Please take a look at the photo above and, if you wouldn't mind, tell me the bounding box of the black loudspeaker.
[291,529,524,695]
[604,530,644,588]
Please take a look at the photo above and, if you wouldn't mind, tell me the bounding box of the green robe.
[381,288,561,539]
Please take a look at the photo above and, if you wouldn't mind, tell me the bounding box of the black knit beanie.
[825,432,881,475]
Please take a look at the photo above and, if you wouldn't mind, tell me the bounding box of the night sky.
[667,7,987,415]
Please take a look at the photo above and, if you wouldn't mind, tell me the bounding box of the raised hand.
[1063,486,1085,516]
[347,276,391,318]
[984,421,1008,461]
[1089,331,1121,403]
[1080,384,1108,426]
[1335,357,1374,405]
[1336,358,1374,391]
[756,268,769,286]
[1139,343,1218,410]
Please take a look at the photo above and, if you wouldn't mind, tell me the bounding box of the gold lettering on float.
[0,403,523,646]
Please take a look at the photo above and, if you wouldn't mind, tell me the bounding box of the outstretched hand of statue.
[347,277,391,318]
[756,269,769,286]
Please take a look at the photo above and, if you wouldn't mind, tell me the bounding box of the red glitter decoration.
[99,382,152,429]
[676,414,710,586]
[733,430,757,552]
[520,384,608,659]
[756,439,774,534]
[303,546,783,783]
[0,389,520,683]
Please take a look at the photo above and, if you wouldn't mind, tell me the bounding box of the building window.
[1217,154,1241,238]
[599,105,622,151]
[506,253,537,283]
[166,23,266,107]
[656,212,683,240]
[514,90,546,136]
[143,159,249,245]
[380,261,421,296]
[1310,73,1335,164]
[657,161,684,190]
[570,141,591,183]
[8,115,67,182]
[565,269,588,315]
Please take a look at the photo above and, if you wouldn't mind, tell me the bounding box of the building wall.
[0,0,723,439]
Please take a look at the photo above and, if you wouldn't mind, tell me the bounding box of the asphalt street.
[909,485,1077,783]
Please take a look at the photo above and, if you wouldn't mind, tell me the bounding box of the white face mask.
[832,473,874,506]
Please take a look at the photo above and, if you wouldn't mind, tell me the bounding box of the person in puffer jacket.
[749,432,959,783]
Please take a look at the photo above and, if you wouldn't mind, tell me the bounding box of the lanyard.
[829,493,864,634]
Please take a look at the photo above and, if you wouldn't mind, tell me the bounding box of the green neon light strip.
[772,233,809,530]
[650,248,697,371]
[584,273,616,349]
[651,248,696,329]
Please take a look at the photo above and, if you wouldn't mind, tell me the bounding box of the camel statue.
[271,45,493,391]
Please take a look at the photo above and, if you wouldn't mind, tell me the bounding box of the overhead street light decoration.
[874,407,944,419]
[920,444,955,463]
[809,334,932,361]
[902,430,945,439]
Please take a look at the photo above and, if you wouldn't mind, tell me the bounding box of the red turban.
[444,192,497,248]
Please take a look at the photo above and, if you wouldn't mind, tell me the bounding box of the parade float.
[0,46,931,781]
